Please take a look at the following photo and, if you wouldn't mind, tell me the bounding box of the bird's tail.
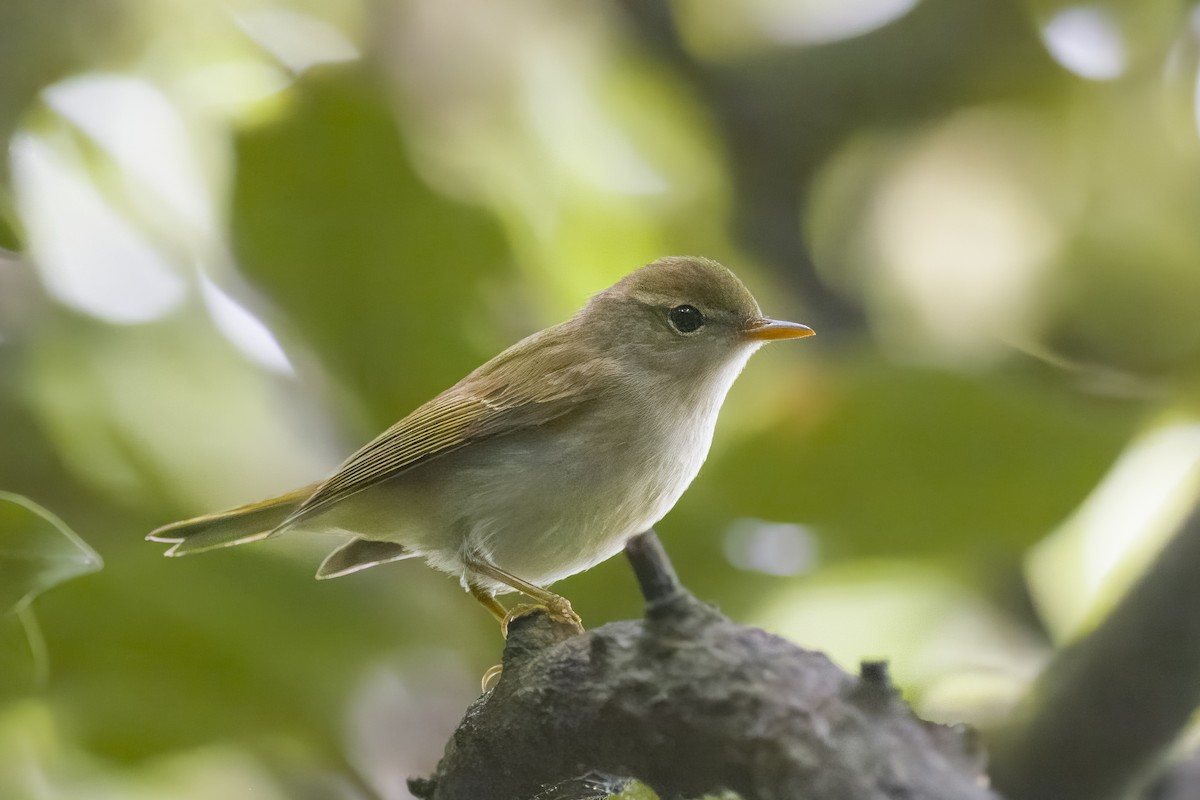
[146,484,318,557]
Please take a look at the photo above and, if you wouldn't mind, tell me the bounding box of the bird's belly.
[477,467,683,587]
[431,413,709,588]
[319,401,716,591]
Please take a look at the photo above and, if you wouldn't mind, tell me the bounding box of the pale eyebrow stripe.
[629,291,698,309]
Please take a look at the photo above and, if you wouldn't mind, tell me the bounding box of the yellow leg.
[468,581,508,625]
[465,555,583,633]
[467,584,509,691]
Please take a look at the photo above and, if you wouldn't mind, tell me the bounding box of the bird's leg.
[467,580,508,626]
[464,554,583,633]
[467,582,509,691]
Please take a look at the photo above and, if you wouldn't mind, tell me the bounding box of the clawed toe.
[501,602,584,637]
[547,600,583,631]
[480,663,503,692]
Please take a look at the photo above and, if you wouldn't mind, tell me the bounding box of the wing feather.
[280,331,616,529]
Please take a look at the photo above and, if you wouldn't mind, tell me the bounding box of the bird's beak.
[742,317,815,342]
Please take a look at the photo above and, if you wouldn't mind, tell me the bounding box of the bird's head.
[580,256,813,382]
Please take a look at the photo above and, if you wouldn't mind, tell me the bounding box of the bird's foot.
[501,601,583,638]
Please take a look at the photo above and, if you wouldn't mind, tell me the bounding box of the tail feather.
[316,538,415,579]
[147,484,316,557]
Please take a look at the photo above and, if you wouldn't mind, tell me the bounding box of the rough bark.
[410,532,997,800]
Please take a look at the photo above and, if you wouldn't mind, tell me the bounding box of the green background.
[0,0,1197,797]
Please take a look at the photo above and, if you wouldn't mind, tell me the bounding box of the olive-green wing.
[278,354,613,529]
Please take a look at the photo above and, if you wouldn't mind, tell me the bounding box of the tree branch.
[411,531,997,800]
[1145,748,1200,800]
[989,499,1200,800]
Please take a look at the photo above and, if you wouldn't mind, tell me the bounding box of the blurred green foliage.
[233,67,515,423]
[0,1,1198,798]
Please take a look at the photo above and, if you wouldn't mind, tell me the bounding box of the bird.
[148,256,814,633]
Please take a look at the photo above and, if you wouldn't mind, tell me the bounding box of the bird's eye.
[668,304,705,334]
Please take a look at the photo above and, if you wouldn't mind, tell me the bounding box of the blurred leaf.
[0,0,139,186]
[0,491,101,701]
[34,539,488,761]
[13,64,519,763]
[231,64,515,427]
[0,491,100,614]
[696,363,1140,559]
[0,700,292,800]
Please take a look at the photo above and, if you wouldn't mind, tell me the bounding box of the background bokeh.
[1,0,1199,798]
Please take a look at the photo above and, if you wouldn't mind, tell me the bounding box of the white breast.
[363,345,759,592]
[459,346,756,588]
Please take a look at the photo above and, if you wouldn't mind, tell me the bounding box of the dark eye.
[668,304,705,334]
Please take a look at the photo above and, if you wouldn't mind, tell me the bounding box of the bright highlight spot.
[723,518,817,576]
[11,134,186,325]
[1079,425,1200,591]
[870,114,1059,359]
[44,74,214,235]
[236,8,360,74]
[755,562,1045,695]
[755,0,920,45]
[199,274,293,374]
[522,49,668,196]
[177,61,293,112]
[1029,422,1200,639]
[1042,6,1127,81]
